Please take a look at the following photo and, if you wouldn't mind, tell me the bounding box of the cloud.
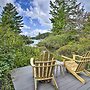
[21,29,50,37]
[24,0,55,28]
[22,25,31,30]
[0,0,15,14]
[0,0,25,17]
[15,3,26,16]
[15,0,54,30]
[29,29,50,37]
[0,0,15,7]
[77,0,90,12]
[20,24,31,36]
[20,24,50,37]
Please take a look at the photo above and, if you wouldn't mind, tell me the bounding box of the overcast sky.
[0,0,90,36]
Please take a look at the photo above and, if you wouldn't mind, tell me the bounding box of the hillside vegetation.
[37,0,90,58]
[0,0,90,90]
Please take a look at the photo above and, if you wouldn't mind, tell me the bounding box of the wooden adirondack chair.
[40,51,54,61]
[62,51,90,84]
[30,58,58,90]
[31,51,55,76]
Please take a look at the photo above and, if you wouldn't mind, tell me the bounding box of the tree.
[50,0,87,34]
[66,2,87,31]
[83,12,90,34]
[50,0,66,34]
[0,3,23,33]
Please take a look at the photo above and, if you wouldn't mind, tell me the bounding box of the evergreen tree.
[66,2,87,31]
[50,0,87,34]
[0,3,23,33]
[50,0,66,34]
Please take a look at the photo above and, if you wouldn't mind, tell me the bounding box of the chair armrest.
[73,54,83,59]
[61,55,75,61]
[30,58,35,67]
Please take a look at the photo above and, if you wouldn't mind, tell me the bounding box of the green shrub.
[14,46,40,67]
[0,29,40,90]
[38,34,78,51]
[56,40,90,57]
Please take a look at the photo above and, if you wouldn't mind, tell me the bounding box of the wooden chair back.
[84,51,90,57]
[76,51,90,72]
[40,51,54,61]
[34,60,56,79]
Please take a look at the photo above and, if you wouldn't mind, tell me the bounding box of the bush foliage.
[38,30,90,59]
[0,29,40,90]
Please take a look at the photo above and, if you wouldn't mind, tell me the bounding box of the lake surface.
[30,39,42,47]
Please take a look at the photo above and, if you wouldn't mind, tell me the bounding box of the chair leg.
[32,68,34,77]
[52,75,58,89]
[56,66,58,77]
[60,65,65,76]
[68,69,86,84]
[35,79,37,90]
[65,68,69,73]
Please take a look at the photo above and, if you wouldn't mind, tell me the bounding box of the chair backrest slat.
[44,52,48,61]
[40,54,43,61]
[34,60,56,78]
[40,51,54,61]
[49,53,54,61]
[42,63,44,77]
[49,64,52,77]
[38,63,40,77]
[45,62,49,77]
[76,62,84,71]
[76,51,90,72]
[83,51,90,57]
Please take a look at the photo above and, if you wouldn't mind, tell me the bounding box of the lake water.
[30,39,42,47]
